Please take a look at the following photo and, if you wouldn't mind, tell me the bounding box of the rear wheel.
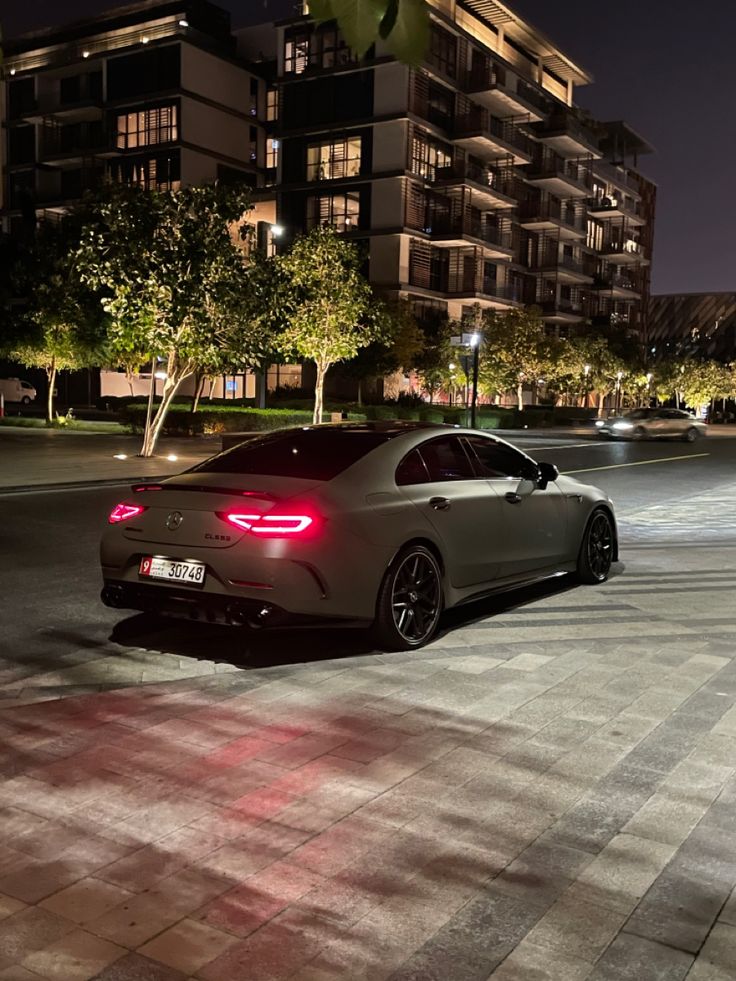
[632,426,647,441]
[682,427,699,443]
[21,396,31,405]
[577,509,614,584]
[373,545,443,651]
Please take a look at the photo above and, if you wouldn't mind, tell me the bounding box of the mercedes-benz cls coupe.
[596,408,706,441]
[101,422,618,651]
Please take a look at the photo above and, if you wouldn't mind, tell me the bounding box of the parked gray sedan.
[596,408,706,442]
[101,423,618,651]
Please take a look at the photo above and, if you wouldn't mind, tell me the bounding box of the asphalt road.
[1,435,735,699]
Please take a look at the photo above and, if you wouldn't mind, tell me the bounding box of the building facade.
[273,0,656,337]
[647,293,736,364]
[0,0,276,235]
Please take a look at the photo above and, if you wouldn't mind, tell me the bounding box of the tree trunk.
[143,357,156,448]
[357,378,362,406]
[191,373,206,414]
[313,363,327,425]
[140,374,187,457]
[597,390,605,417]
[517,380,524,412]
[46,360,57,423]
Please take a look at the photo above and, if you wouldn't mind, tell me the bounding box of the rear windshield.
[191,428,391,481]
[625,409,654,419]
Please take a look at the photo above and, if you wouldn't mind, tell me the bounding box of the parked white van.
[0,378,37,404]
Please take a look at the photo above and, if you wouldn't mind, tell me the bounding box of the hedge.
[120,404,367,435]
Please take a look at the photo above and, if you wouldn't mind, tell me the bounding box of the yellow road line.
[563,453,710,475]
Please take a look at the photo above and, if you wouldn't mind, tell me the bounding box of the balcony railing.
[600,238,643,258]
[516,80,550,114]
[533,252,593,277]
[432,159,516,199]
[40,128,111,161]
[588,195,642,219]
[453,107,532,158]
[528,150,593,190]
[519,197,585,232]
[463,60,507,94]
[536,112,599,151]
[428,213,513,250]
[595,271,640,292]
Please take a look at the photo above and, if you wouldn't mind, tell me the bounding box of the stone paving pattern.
[1,542,736,979]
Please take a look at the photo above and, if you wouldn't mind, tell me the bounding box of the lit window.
[266,88,278,122]
[306,137,361,181]
[410,132,452,181]
[116,105,177,150]
[284,32,310,74]
[266,138,279,170]
[307,192,360,232]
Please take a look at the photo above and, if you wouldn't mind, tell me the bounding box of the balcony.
[408,249,520,308]
[537,290,587,323]
[527,150,593,198]
[519,196,585,239]
[463,59,546,122]
[532,250,595,284]
[39,128,115,166]
[533,112,601,158]
[588,195,645,226]
[432,159,517,209]
[453,107,532,165]
[599,236,645,264]
[427,213,514,258]
[593,271,641,299]
[23,77,104,124]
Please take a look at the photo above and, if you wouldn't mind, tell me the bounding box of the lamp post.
[616,371,623,414]
[469,333,480,429]
[583,364,590,408]
[646,371,653,407]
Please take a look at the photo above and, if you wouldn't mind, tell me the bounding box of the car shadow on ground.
[108,565,624,671]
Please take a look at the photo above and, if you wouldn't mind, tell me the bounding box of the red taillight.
[109,503,146,524]
[218,510,317,538]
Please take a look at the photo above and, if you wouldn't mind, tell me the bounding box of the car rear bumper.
[101,580,371,629]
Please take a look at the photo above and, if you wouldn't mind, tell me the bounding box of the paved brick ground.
[0,534,735,979]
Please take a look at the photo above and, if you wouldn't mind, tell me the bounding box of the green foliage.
[310,0,429,65]
[7,216,107,421]
[274,226,378,422]
[344,298,425,385]
[75,181,266,455]
[678,360,734,408]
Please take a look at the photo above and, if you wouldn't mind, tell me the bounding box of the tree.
[76,181,270,456]
[679,360,733,412]
[7,217,106,422]
[481,306,555,410]
[553,334,625,415]
[344,298,425,403]
[309,0,429,66]
[274,227,377,424]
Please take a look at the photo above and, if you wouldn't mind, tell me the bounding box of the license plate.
[139,556,206,586]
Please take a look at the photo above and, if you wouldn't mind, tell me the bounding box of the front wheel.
[682,427,699,443]
[21,396,31,405]
[632,426,647,441]
[373,545,443,651]
[577,509,614,585]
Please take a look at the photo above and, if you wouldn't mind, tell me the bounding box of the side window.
[395,449,430,486]
[463,435,534,479]
[417,437,475,482]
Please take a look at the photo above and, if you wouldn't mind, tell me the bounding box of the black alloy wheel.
[374,545,443,651]
[577,509,614,584]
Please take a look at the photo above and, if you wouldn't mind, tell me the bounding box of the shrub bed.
[120,404,367,435]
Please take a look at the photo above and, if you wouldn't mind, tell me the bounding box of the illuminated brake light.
[219,511,315,537]
[109,503,146,523]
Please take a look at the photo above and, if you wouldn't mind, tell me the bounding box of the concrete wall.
[373,62,410,115]
[180,94,250,163]
[372,120,408,173]
[370,177,404,229]
[369,235,402,286]
[180,44,252,115]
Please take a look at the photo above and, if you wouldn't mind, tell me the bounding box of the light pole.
[616,371,623,414]
[583,364,590,408]
[469,333,480,429]
[646,371,653,407]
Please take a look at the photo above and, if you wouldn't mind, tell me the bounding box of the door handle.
[429,496,450,511]
[504,492,522,504]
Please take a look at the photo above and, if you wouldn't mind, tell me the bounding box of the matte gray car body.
[100,423,618,647]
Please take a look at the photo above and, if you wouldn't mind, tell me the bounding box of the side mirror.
[537,462,559,490]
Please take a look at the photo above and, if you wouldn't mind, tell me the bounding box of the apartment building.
[0,0,276,235]
[273,0,655,337]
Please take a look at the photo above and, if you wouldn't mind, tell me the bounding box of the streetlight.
[616,370,623,414]
[583,364,590,409]
[469,333,480,429]
[646,371,653,407]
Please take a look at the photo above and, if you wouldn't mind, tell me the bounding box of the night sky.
[3,0,732,296]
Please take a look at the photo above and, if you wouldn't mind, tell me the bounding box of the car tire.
[682,427,699,443]
[21,396,31,405]
[632,426,647,440]
[373,545,443,651]
[577,508,614,585]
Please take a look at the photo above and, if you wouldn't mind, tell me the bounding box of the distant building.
[272,0,656,337]
[647,293,736,363]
